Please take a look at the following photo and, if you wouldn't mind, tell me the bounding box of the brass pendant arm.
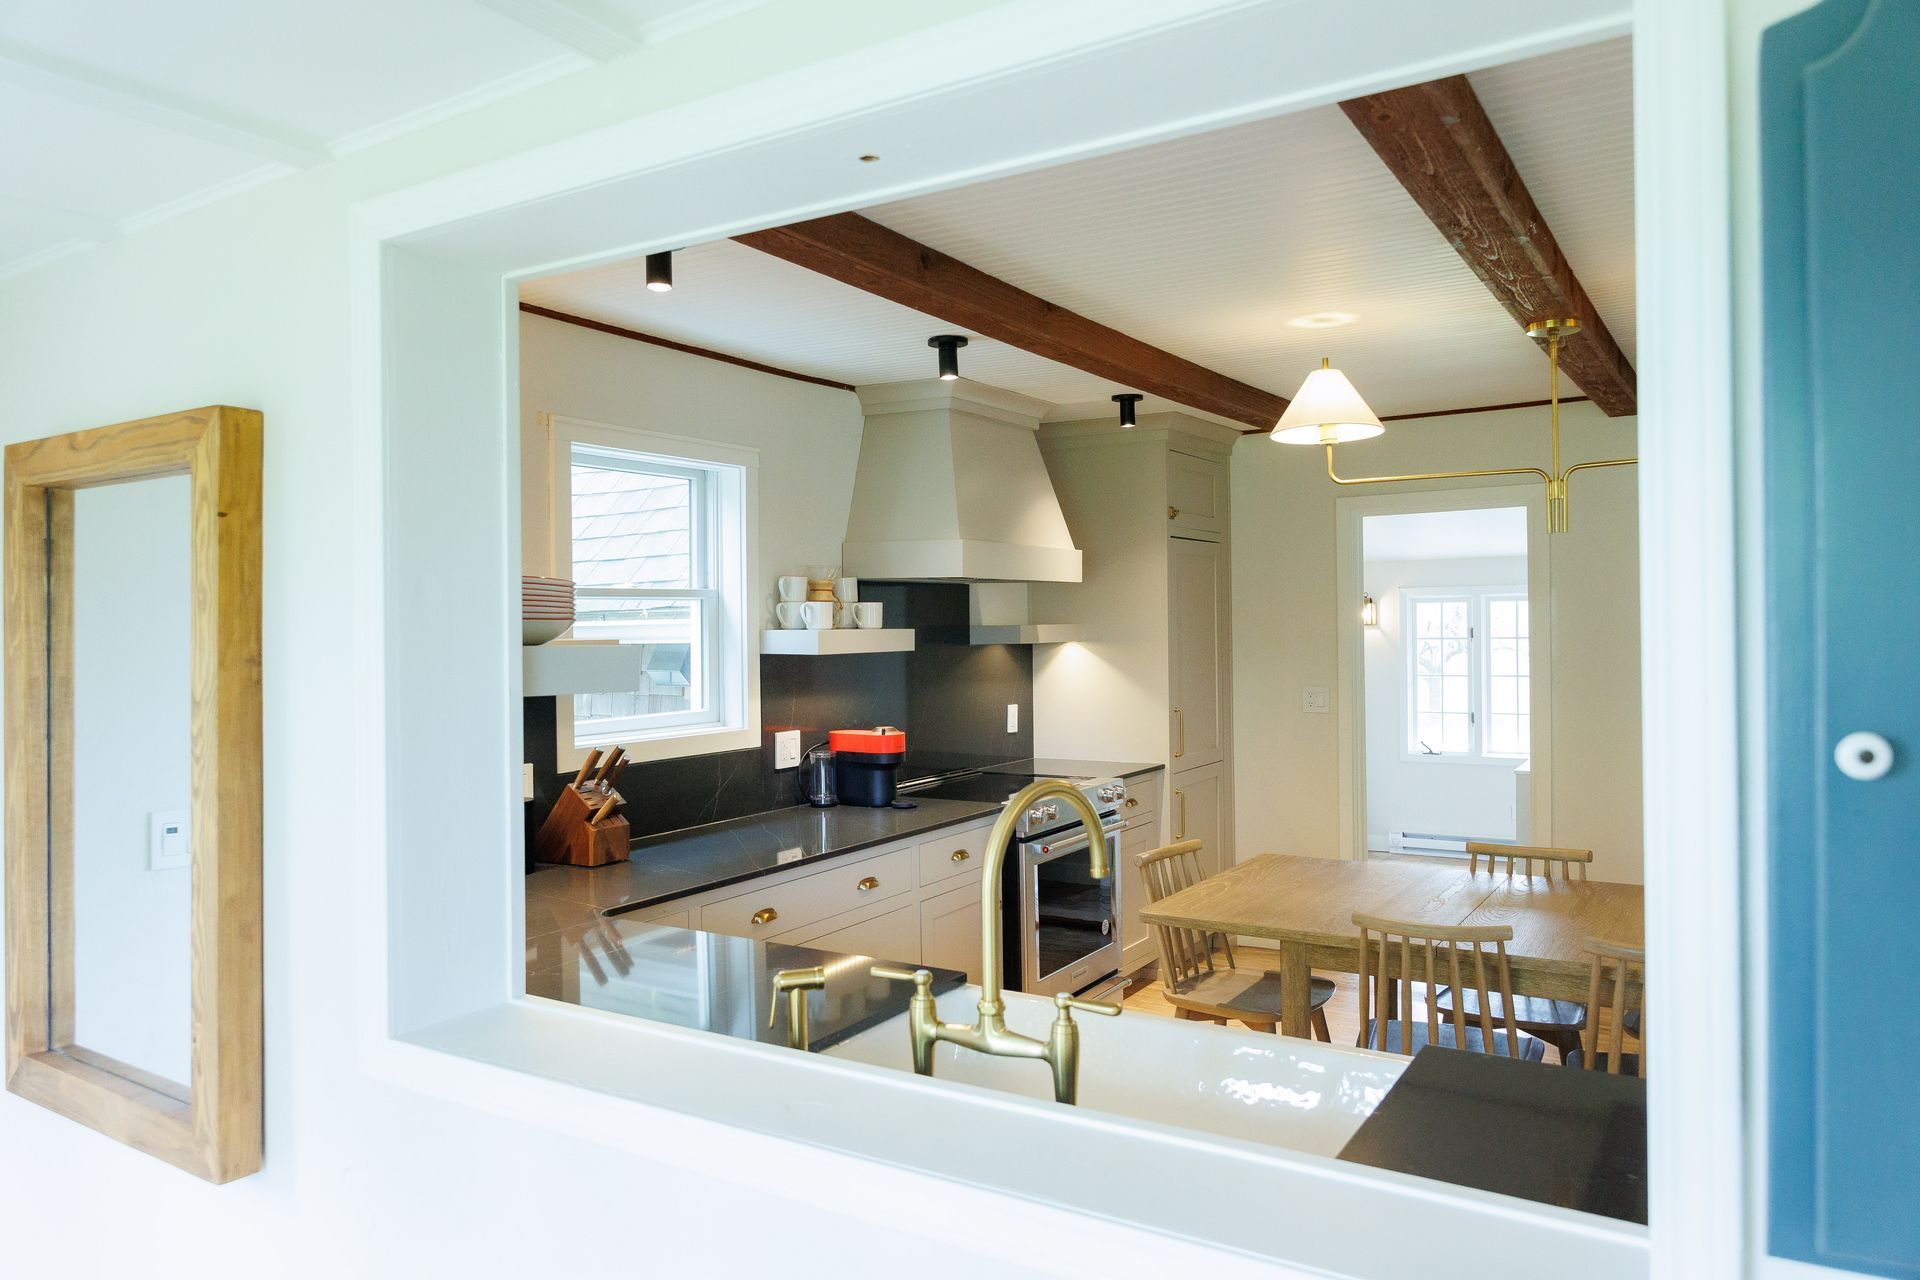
[1324,444,1551,488]
[1563,457,1638,479]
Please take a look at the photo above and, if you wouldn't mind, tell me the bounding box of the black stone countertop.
[541,758,1163,916]
[1336,1046,1648,1223]
[525,917,965,1053]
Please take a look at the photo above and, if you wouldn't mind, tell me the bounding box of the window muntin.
[1401,587,1529,761]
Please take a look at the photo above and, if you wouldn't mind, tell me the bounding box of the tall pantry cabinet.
[1032,414,1237,975]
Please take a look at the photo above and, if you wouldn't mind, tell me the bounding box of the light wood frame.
[4,405,262,1183]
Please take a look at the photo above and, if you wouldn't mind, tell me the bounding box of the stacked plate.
[523,575,575,645]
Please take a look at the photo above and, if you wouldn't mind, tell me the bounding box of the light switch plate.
[149,811,190,871]
[1006,703,1020,733]
[773,729,802,769]
[1302,686,1332,714]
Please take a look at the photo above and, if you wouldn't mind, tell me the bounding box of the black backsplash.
[524,583,1033,857]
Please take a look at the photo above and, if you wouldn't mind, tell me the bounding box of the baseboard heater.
[1389,831,1473,855]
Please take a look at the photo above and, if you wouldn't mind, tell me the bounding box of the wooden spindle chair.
[1136,840,1333,1039]
[1433,843,1597,1058]
[1566,940,1645,1077]
[1353,913,1545,1061]
[1465,842,1594,882]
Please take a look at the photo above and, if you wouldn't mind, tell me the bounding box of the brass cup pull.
[950,849,970,863]
[856,876,881,892]
[750,907,778,926]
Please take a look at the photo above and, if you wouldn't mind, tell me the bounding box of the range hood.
[842,379,1083,583]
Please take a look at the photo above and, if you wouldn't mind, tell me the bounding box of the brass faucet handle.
[768,965,829,1028]
[1053,993,1123,1018]
[870,964,933,992]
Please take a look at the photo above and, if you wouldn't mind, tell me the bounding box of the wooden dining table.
[1138,853,1644,1039]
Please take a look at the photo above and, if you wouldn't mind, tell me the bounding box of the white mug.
[802,601,834,629]
[834,576,859,603]
[776,602,806,629]
[776,575,807,602]
[835,603,857,629]
[853,602,883,628]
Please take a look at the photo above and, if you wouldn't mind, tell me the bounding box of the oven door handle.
[1030,816,1127,859]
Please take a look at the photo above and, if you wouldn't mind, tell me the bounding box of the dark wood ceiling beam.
[1340,75,1637,416]
[734,213,1289,429]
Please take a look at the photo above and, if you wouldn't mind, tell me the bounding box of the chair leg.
[1241,1020,1277,1034]
[1175,1007,1199,1021]
[1311,1008,1331,1042]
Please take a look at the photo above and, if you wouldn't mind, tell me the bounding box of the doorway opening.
[1362,505,1533,860]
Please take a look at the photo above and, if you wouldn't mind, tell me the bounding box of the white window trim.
[546,414,760,769]
[1398,584,1531,765]
[346,0,1751,1273]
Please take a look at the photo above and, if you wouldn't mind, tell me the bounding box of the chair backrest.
[1135,839,1232,987]
[1465,841,1593,882]
[1352,912,1523,1057]
[1581,939,1646,1077]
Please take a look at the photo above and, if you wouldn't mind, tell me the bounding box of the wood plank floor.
[1122,944,1638,1065]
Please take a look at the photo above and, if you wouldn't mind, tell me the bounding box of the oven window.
[1034,852,1115,976]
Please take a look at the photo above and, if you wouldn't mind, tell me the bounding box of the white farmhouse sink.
[822,984,1407,1158]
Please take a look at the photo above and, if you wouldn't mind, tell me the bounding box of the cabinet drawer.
[918,823,992,888]
[775,898,921,967]
[700,845,914,939]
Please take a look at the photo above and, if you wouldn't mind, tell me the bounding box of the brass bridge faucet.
[873,779,1122,1105]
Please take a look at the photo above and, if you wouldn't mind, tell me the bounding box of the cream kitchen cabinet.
[918,881,985,981]
[1115,776,1162,973]
[1170,760,1226,880]
[775,896,922,962]
[1168,535,1226,770]
[1166,449,1227,540]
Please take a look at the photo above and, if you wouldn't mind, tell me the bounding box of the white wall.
[70,477,193,1084]
[1362,555,1526,851]
[1231,401,1646,882]
[0,6,1289,1277]
[517,313,864,618]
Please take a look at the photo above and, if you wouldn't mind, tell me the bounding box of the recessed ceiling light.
[1288,311,1358,329]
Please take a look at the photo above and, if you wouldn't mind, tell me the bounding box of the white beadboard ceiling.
[0,0,776,279]
[521,36,1634,425]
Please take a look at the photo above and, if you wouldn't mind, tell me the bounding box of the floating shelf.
[760,628,916,656]
[967,623,1081,646]
[523,641,647,696]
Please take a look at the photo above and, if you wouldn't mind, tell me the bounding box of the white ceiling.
[0,0,775,279]
[1364,507,1529,562]
[520,35,1634,425]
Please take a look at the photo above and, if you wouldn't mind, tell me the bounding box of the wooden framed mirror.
[4,405,262,1183]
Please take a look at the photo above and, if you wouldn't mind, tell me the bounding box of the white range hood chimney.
[842,379,1083,583]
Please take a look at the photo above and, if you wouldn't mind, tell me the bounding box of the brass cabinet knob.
[951,849,970,862]
[1168,505,1179,519]
[1124,797,1138,809]
[856,876,881,892]
[751,907,778,926]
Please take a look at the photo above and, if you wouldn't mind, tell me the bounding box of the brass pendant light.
[1271,319,1637,532]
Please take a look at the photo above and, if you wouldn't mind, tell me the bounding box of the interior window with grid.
[569,444,715,739]
[1403,588,1530,761]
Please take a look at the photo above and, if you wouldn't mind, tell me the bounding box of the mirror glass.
[69,475,194,1091]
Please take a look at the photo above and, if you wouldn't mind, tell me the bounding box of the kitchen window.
[1403,587,1529,761]
[549,416,757,764]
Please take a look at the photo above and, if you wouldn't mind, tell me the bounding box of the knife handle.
[593,747,625,785]
[572,748,603,788]
[590,793,619,824]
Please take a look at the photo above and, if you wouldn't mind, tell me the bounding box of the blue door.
[1764,1,1920,1274]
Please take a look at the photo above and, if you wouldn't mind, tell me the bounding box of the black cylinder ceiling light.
[928,334,968,380]
[645,250,674,292]
[1113,393,1144,428]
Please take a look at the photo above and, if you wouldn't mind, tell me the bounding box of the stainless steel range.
[903,770,1128,998]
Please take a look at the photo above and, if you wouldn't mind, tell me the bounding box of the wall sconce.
[1361,594,1379,627]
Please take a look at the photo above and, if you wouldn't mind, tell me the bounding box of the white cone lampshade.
[1270,360,1386,445]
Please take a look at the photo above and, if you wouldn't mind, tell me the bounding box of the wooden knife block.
[534,784,630,867]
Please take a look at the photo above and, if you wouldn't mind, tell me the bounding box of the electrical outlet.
[1302,686,1332,714]
[149,811,190,871]
[523,762,535,801]
[1006,703,1020,734]
[773,729,802,769]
